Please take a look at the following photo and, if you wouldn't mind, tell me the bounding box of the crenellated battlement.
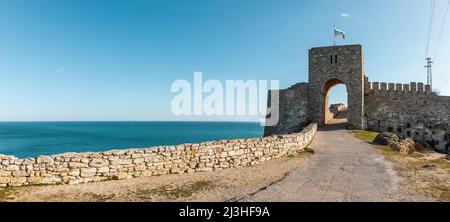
[366,80,432,93]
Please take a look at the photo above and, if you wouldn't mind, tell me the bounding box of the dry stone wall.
[0,124,317,187]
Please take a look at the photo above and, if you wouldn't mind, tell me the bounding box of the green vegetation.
[303,147,315,154]
[287,147,314,158]
[110,175,120,181]
[352,130,380,143]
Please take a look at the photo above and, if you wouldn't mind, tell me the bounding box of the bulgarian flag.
[334,27,346,40]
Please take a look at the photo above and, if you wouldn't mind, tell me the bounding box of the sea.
[0,122,264,158]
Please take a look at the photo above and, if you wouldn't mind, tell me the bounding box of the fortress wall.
[264,83,309,136]
[0,124,318,187]
[366,81,432,93]
[365,85,450,153]
[329,103,346,119]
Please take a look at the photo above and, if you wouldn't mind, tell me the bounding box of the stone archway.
[308,45,365,129]
[323,78,348,124]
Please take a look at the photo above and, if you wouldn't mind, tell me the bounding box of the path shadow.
[320,122,349,131]
[320,108,349,131]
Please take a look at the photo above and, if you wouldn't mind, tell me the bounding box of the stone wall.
[365,81,450,153]
[0,124,317,187]
[328,103,346,120]
[264,83,309,136]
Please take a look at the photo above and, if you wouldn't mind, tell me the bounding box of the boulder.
[375,132,415,155]
[398,138,415,155]
[375,132,399,145]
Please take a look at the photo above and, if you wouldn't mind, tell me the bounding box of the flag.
[334,27,346,40]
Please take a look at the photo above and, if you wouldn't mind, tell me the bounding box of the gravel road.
[242,122,406,202]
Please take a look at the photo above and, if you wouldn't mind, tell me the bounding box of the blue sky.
[0,0,449,121]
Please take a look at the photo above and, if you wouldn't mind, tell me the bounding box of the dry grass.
[0,188,15,201]
[136,180,216,200]
[353,130,450,202]
[353,130,379,143]
[377,146,450,201]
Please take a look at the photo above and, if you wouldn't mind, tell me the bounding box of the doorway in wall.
[323,78,348,125]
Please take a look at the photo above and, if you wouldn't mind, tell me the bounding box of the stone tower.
[264,44,366,136]
[308,44,365,129]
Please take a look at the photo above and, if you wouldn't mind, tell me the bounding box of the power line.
[425,0,436,57]
[433,0,450,59]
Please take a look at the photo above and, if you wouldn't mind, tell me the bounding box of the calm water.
[0,122,263,158]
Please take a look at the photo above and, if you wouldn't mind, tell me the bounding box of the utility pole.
[424,57,433,88]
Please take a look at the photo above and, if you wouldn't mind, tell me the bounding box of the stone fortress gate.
[265,44,450,154]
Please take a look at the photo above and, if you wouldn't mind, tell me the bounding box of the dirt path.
[241,121,432,202]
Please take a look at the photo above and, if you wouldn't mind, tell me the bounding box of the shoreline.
[0,124,318,188]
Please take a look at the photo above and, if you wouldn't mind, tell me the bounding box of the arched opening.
[323,78,348,125]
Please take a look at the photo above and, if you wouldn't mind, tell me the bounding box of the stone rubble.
[376,132,416,155]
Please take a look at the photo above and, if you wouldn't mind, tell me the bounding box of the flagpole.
[333,24,336,46]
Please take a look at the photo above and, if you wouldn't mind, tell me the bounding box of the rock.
[0,155,16,160]
[422,164,435,169]
[22,159,35,165]
[12,171,28,177]
[0,171,12,177]
[80,168,97,178]
[115,172,128,180]
[10,177,26,184]
[132,158,144,164]
[398,138,415,155]
[5,165,20,171]
[0,177,10,184]
[68,162,89,168]
[37,156,54,164]
[41,177,62,184]
[375,132,415,155]
[68,169,80,177]
[27,177,43,184]
[97,167,110,173]
[374,132,399,145]
[89,159,109,168]
[110,159,132,165]
[169,167,182,174]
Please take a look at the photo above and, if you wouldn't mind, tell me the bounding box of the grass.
[353,130,380,143]
[90,193,116,202]
[431,184,450,201]
[0,188,15,202]
[287,147,315,158]
[136,180,215,200]
[303,147,315,154]
[353,130,450,201]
